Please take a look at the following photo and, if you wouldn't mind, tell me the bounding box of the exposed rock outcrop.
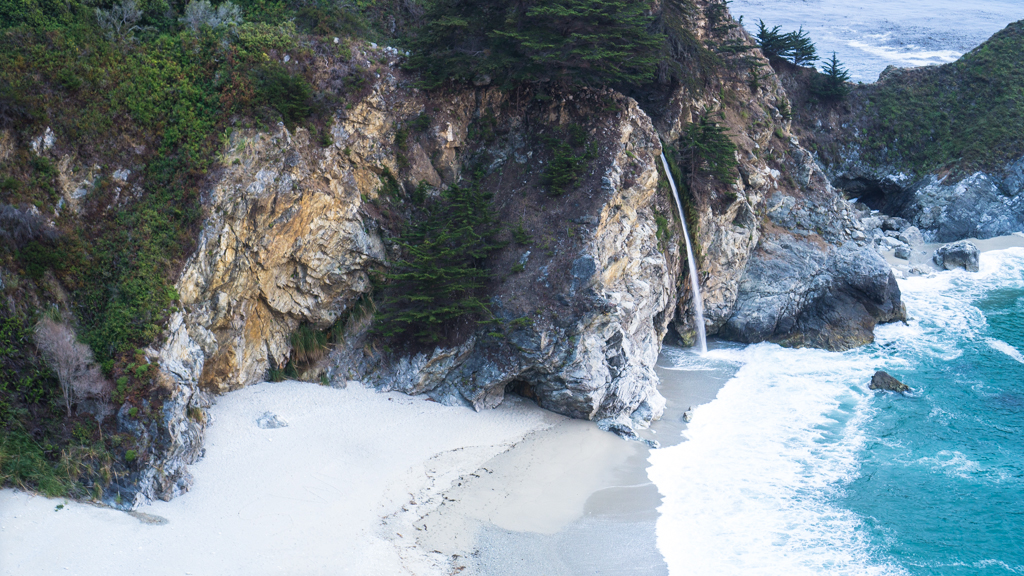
[356,91,684,428]
[870,370,909,393]
[128,9,910,504]
[108,312,211,509]
[934,240,981,272]
[648,16,905,352]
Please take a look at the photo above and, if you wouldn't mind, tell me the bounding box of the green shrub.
[512,222,532,245]
[655,213,672,243]
[253,62,313,128]
[17,240,60,280]
[289,323,327,364]
[543,124,596,196]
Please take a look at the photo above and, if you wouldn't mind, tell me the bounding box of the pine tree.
[787,26,818,66]
[755,20,789,61]
[756,21,817,67]
[811,52,851,101]
[376,182,505,343]
[681,117,738,187]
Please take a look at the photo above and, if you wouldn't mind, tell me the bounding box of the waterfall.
[660,152,708,354]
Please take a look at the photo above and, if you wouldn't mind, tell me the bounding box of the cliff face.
[647,10,905,350]
[167,53,680,435]
[124,8,908,505]
[782,20,1024,242]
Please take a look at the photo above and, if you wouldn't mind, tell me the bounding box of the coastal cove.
[4,237,1023,574]
[1,0,1023,574]
[0,353,728,575]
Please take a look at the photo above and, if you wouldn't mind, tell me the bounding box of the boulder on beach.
[933,240,981,272]
[870,370,909,393]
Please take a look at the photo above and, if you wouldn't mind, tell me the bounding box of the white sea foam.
[730,0,1024,81]
[845,40,961,68]
[986,338,1024,364]
[649,344,906,576]
[650,249,1024,576]
[916,450,982,479]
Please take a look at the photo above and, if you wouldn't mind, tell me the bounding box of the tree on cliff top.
[756,20,817,66]
[810,52,851,102]
[407,0,665,89]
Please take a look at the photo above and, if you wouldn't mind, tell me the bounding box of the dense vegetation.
[376,179,504,344]
[859,20,1024,174]
[0,0,398,497]
[405,0,728,91]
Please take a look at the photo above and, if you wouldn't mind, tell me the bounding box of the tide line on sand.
[0,381,561,576]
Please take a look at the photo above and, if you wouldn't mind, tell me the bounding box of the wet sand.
[415,343,740,576]
[884,232,1024,273]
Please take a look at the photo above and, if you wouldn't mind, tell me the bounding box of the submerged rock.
[870,370,909,393]
[934,240,981,272]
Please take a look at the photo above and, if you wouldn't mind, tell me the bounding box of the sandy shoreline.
[883,232,1024,272]
[0,344,729,576]
[0,353,728,576]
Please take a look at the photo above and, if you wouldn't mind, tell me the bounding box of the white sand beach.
[0,351,728,576]
[1,382,563,576]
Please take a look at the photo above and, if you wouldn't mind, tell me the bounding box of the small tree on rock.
[681,117,739,188]
[811,52,852,102]
[756,21,818,67]
[755,20,790,61]
[788,27,818,66]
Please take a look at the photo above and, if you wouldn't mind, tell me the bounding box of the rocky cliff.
[1,5,911,507]
[782,20,1024,243]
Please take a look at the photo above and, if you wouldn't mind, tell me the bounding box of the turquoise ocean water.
[651,248,1024,575]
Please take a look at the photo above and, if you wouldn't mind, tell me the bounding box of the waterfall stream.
[659,152,708,354]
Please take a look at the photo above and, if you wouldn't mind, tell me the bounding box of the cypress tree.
[811,51,852,101]
[407,0,665,89]
[681,117,738,187]
[376,182,505,343]
[756,21,818,67]
[787,26,818,66]
[755,20,789,61]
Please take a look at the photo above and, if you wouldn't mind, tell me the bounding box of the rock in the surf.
[870,370,909,393]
